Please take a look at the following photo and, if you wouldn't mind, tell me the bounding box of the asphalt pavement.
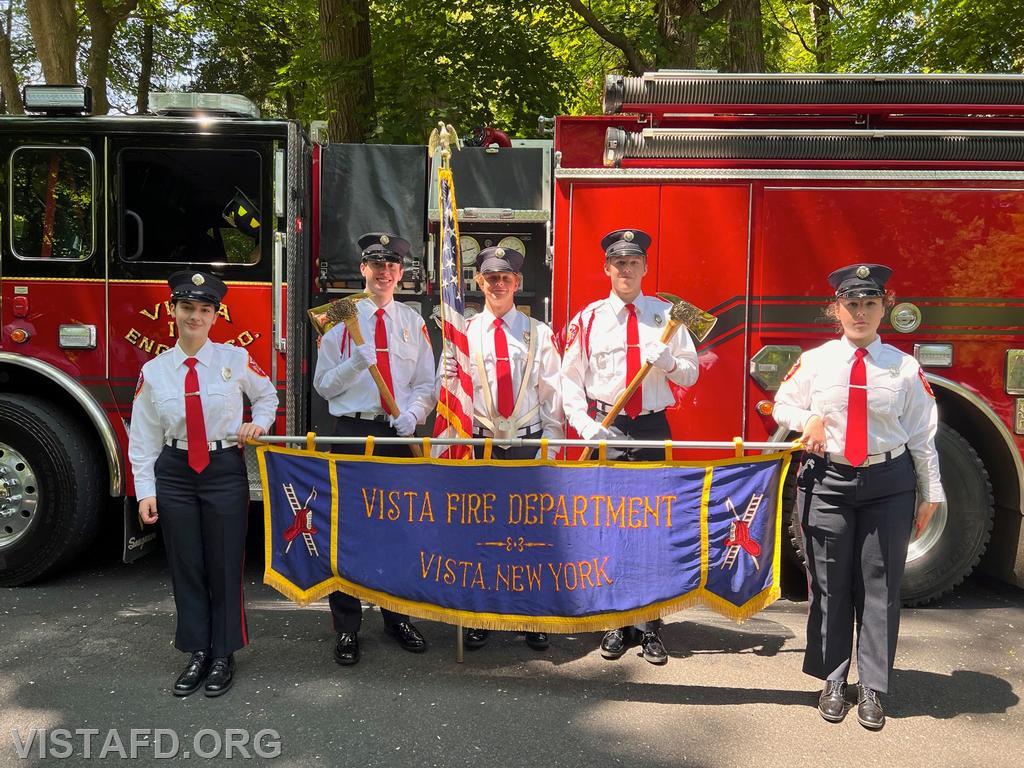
[0,539,1020,767]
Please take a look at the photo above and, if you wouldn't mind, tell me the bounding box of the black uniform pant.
[797,450,916,693]
[327,416,412,634]
[611,409,670,631]
[155,445,250,657]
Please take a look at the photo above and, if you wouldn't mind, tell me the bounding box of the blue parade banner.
[259,446,795,630]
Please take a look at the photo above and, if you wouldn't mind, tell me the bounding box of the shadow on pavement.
[888,668,1019,719]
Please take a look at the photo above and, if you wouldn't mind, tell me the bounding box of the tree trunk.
[83,0,140,115]
[0,2,23,114]
[655,0,735,70]
[136,22,153,114]
[25,0,77,83]
[726,0,764,72]
[319,0,374,143]
[811,0,831,71]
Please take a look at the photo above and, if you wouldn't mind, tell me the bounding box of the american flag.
[432,167,474,458]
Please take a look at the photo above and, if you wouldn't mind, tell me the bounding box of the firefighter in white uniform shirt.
[448,245,564,651]
[560,228,699,665]
[129,271,279,698]
[773,263,943,730]
[313,232,436,666]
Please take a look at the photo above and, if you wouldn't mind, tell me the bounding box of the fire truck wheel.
[0,394,102,586]
[787,424,994,607]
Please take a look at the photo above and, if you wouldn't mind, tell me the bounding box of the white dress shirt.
[466,307,564,440]
[128,340,279,499]
[774,335,945,502]
[313,297,436,421]
[561,291,699,435]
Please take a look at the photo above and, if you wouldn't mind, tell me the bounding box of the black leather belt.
[342,412,390,423]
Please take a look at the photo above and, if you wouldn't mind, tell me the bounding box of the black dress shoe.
[464,628,489,649]
[525,632,549,651]
[389,621,427,653]
[818,680,847,722]
[600,628,630,659]
[173,650,211,697]
[640,630,667,665]
[857,685,885,730]
[204,655,235,697]
[334,632,360,665]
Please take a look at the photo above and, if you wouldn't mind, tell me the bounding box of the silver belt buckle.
[492,417,516,441]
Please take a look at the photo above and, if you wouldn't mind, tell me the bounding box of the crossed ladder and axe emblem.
[721,493,764,570]
[282,484,320,558]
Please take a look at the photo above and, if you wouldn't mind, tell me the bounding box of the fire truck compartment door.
[318,144,426,282]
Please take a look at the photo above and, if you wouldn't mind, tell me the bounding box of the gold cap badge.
[856,265,870,279]
[192,273,205,286]
[495,247,505,258]
[623,231,635,242]
[380,235,390,246]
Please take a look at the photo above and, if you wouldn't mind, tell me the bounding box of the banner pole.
[456,621,464,663]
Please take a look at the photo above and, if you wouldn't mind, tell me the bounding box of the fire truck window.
[118,147,261,265]
[9,147,94,261]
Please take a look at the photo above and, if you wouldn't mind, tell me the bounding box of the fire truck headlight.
[59,324,97,349]
[749,345,802,392]
[1006,350,1024,395]
[914,344,953,368]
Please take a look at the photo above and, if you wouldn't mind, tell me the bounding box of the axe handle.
[578,319,682,462]
[343,316,423,458]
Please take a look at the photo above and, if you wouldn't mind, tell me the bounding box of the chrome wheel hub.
[906,499,947,563]
[0,442,39,550]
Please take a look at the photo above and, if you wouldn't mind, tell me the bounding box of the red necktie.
[493,318,514,418]
[845,347,869,466]
[624,304,642,418]
[183,358,209,473]
[374,308,395,411]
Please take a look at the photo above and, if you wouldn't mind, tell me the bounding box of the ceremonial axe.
[311,292,423,458]
[578,292,716,462]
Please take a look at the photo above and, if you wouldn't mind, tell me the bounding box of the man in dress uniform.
[313,232,437,666]
[452,245,564,651]
[560,228,700,665]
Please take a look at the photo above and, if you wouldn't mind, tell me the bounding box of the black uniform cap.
[359,232,410,263]
[168,271,227,306]
[601,228,652,259]
[477,246,525,274]
[827,263,893,298]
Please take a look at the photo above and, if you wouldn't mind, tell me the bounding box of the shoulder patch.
[565,319,580,349]
[917,368,935,398]
[782,358,802,382]
[247,355,269,378]
[133,371,145,400]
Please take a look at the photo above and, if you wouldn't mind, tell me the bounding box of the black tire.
[0,394,103,586]
[787,424,994,607]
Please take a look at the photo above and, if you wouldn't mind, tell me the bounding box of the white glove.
[351,342,377,372]
[579,421,625,442]
[644,341,676,372]
[442,355,459,380]
[390,411,418,437]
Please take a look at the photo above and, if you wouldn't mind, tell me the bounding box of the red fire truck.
[553,72,1024,605]
[2,75,1023,608]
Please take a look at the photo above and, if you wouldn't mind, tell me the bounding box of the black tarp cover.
[319,143,427,280]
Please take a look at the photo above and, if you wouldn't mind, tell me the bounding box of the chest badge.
[222,367,232,381]
[523,330,531,344]
[653,313,663,327]
[402,328,410,343]
[889,366,901,378]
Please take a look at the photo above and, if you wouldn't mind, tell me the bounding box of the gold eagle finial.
[428,122,460,167]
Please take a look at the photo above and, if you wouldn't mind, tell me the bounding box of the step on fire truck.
[1,76,1023,607]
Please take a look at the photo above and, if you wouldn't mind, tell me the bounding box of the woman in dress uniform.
[773,263,943,730]
[129,271,278,697]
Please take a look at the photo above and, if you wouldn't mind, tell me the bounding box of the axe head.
[657,291,717,343]
[307,291,369,336]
